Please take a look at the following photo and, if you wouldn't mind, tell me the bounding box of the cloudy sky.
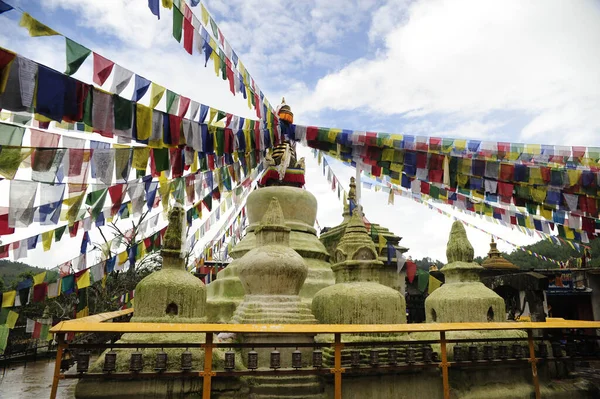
[1,0,599,267]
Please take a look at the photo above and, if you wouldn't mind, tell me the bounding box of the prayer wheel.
[370,349,380,367]
[312,350,323,368]
[154,350,168,372]
[565,341,577,357]
[537,343,548,358]
[388,348,398,365]
[468,345,478,361]
[247,350,258,370]
[453,345,465,362]
[270,349,281,370]
[224,350,236,371]
[130,351,144,373]
[511,344,523,359]
[405,346,416,364]
[351,350,361,368]
[551,342,563,358]
[77,351,91,373]
[103,350,117,373]
[292,349,302,369]
[497,345,509,359]
[181,350,193,371]
[482,345,494,360]
[422,346,433,363]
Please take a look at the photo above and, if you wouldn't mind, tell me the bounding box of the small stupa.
[481,238,519,271]
[230,197,322,398]
[312,209,406,363]
[425,221,505,323]
[320,177,408,293]
[75,205,216,398]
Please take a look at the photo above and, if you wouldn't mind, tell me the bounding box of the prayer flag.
[428,275,442,294]
[149,82,165,108]
[132,74,151,101]
[110,65,133,94]
[173,5,183,42]
[6,310,18,328]
[76,269,91,289]
[65,38,91,75]
[148,0,160,19]
[92,53,114,86]
[2,291,15,307]
[0,1,13,14]
[33,272,46,285]
[19,13,59,37]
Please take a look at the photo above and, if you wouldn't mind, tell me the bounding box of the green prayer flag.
[153,148,170,172]
[209,17,218,38]
[219,50,226,80]
[417,269,429,293]
[172,6,183,42]
[166,90,179,115]
[0,148,32,180]
[0,325,8,354]
[54,225,67,242]
[83,88,93,127]
[65,38,91,75]
[40,324,50,341]
[215,127,225,156]
[0,308,9,325]
[113,95,133,130]
[216,110,226,122]
[61,274,75,294]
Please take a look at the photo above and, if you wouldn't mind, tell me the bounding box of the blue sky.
[1,0,600,266]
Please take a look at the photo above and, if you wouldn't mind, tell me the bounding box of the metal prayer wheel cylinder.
[270,350,281,370]
[130,351,144,373]
[565,342,577,357]
[453,345,465,362]
[224,351,236,371]
[552,342,563,358]
[313,350,323,368]
[497,345,509,359]
[482,345,494,361]
[370,349,380,367]
[181,350,193,371]
[468,345,478,361]
[247,350,258,370]
[155,351,168,372]
[388,348,398,365]
[77,351,91,373]
[351,350,361,367]
[292,349,302,369]
[537,343,548,358]
[406,346,416,364]
[103,350,117,373]
[422,346,433,363]
[511,344,523,359]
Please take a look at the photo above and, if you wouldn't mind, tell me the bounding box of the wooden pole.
[527,329,541,399]
[332,333,345,399]
[201,333,215,399]
[49,334,66,399]
[439,331,450,399]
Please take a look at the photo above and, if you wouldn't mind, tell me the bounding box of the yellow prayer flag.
[136,104,153,141]
[382,149,395,162]
[327,129,341,143]
[42,230,54,251]
[443,156,450,186]
[200,3,209,25]
[208,107,217,124]
[378,234,386,256]
[19,13,59,37]
[428,275,442,294]
[33,272,46,286]
[2,291,16,308]
[149,83,166,109]
[76,270,91,289]
[540,207,552,220]
[0,50,15,93]
[388,190,394,205]
[459,158,472,175]
[565,227,575,240]
[529,167,544,185]
[162,0,173,9]
[454,139,467,152]
[246,86,252,109]
[118,251,128,266]
[6,310,18,328]
[531,187,547,203]
[190,151,198,173]
[567,169,581,186]
[132,147,150,170]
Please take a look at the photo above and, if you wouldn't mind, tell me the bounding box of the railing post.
[439,331,450,399]
[201,332,216,399]
[331,333,345,399]
[49,334,66,399]
[527,329,541,399]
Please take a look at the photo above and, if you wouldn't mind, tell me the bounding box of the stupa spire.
[446,221,474,263]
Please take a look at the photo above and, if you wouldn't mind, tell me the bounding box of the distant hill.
[0,260,47,288]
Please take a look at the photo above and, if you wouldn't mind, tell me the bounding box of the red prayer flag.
[183,18,194,55]
[0,245,8,259]
[33,283,48,302]
[0,213,15,235]
[92,53,115,86]
[406,261,417,284]
[108,184,126,215]
[178,96,191,118]
[33,321,42,339]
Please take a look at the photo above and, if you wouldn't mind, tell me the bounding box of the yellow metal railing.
[49,312,600,399]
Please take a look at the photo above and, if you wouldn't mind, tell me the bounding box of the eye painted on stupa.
[353,248,375,260]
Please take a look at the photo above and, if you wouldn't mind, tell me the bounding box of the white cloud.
[295,0,600,144]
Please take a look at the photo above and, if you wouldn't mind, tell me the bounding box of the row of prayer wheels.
[75,340,595,374]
